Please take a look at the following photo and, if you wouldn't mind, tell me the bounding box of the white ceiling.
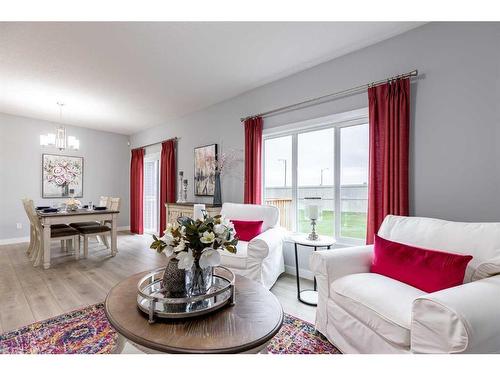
[0,22,424,135]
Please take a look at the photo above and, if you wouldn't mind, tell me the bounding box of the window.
[340,125,368,240]
[143,155,159,234]
[298,128,334,237]
[263,136,292,230]
[263,110,368,244]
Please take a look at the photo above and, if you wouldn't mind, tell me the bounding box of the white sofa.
[220,203,286,289]
[310,215,500,353]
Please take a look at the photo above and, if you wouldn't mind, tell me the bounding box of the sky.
[264,123,368,187]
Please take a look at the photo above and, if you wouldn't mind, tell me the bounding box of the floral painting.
[42,154,83,198]
[194,144,217,196]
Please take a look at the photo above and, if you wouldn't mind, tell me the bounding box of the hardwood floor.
[0,232,316,334]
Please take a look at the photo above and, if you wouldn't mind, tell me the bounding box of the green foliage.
[150,234,167,254]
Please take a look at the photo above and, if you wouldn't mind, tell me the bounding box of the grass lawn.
[298,210,367,240]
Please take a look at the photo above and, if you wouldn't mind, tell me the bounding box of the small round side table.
[289,234,335,306]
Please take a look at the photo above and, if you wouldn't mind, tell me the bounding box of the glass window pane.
[144,159,159,234]
[297,128,334,237]
[264,136,293,231]
[340,124,369,240]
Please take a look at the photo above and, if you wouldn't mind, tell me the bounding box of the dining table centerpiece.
[150,214,238,297]
[65,197,81,211]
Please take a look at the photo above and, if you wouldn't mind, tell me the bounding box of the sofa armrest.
[310,245,373,297]
[247,227,286,260]
[411,275,500,353]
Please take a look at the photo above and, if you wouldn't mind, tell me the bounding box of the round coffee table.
[105,270,284,354]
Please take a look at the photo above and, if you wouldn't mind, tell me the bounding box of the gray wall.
[131,22,500,222]
[130,22,500,275]
[0,112,130,240]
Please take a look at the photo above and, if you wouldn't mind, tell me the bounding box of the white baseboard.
[117,226,130,231]
[284,264,314,281]
[0,236,30,245]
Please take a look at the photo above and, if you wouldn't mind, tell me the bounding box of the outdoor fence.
[265,184,368,231]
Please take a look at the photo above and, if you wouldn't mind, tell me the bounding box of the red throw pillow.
[371,234,473,293]
[231,220,263,242]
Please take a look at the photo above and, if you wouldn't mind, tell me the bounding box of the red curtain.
[159,139,177,236]
[130,148,144,234]
[244,117,263,204]
[366,78,410,244]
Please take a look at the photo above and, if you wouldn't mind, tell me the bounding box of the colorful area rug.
[0,303,340,354]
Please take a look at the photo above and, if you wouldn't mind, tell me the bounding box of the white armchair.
[311,215,500,353]
[220,202,286,289]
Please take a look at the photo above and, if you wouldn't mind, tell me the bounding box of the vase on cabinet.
[213,172,222,205]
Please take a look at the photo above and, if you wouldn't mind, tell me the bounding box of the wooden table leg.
[111,214,117,256]
[43,223,51,269]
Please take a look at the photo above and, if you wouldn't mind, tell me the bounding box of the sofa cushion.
[378,215,500,282]
[331,273,425,348]
[219,241,248,269]
[372,234,473,293]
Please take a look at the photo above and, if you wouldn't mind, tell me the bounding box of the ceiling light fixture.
[40,102,80,151]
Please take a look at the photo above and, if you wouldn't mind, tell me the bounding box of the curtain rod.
[132,136,179,150]
[240,69,418,122]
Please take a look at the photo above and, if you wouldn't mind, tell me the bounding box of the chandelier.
[40,102,80,151]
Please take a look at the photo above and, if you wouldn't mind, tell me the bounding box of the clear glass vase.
[185,261,213,297]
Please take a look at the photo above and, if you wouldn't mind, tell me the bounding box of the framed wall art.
[42,154,83,198]
[194,144,217,196]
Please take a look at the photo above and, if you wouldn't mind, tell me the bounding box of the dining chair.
[100,197,121,247]
[22,199,36,258]
[69,196,120,248]
[99,196,110,207]
[22,199,81,267]
[76,225,112,258]
[22,199,69,258]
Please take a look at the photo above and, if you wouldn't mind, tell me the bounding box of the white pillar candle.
[307,204,319,220]
[193,204,206,221]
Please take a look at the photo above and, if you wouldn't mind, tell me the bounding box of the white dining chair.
[100,197,121,248]
[69,196,120,249]
[22,199,81,267]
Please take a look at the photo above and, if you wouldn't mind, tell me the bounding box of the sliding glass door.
[143,156,159,234]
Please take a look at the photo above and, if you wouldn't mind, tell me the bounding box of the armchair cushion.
[372,234,473,293]
[232,220,263,241]
[411,274,500,353]
[378,215,500,282]
[221,203,279,231]
[332,273,425,348]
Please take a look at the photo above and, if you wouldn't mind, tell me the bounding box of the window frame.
[262,108,369,245]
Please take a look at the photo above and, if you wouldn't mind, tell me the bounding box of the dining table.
[36,208,120,269]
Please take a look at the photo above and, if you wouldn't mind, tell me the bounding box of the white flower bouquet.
[150,214,238,296]
[65,197,81,211]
